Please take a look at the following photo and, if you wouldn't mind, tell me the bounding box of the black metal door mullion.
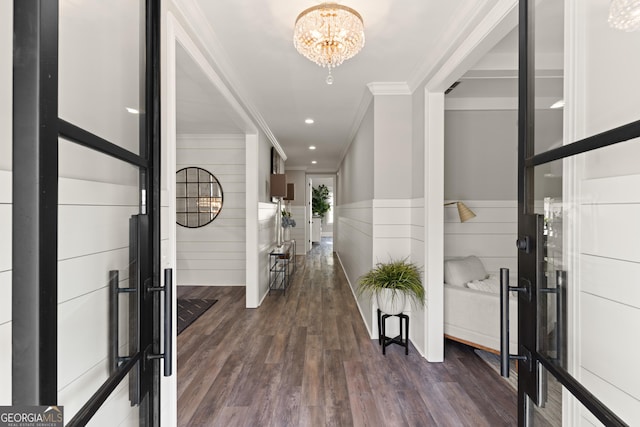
[12,0,60,406]
[59,119,149,168]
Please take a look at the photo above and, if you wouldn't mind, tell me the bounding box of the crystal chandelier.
[609,0,640,31]
[293,2,365,84]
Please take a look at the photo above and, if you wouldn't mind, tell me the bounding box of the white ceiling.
[174,0,563,172]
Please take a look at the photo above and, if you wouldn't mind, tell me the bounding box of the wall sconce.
[444,201,476,222]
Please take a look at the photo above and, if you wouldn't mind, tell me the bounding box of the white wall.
[337,104,374,205]
[374,95,413,199]
[0,0,11,406]
[176,134,246,286]
[336,90,426,353]
[570,1,640,424]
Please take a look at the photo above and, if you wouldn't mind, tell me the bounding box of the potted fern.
[358,259,425,314]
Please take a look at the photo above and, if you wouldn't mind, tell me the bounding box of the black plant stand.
[377,309,409,355]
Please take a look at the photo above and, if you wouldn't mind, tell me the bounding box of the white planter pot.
[283,227,291,241]
[376,289,407,315]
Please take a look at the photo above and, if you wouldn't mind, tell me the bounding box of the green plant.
[312,184,331,218]
[358,259,425,308]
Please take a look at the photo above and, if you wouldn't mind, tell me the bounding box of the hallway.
[177,239,517,426]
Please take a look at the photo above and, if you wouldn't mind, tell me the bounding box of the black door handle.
[148,268,173,376]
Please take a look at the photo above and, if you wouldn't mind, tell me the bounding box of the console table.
[268,240,296,294]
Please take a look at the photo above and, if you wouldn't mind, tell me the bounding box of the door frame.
[422,0,519,361]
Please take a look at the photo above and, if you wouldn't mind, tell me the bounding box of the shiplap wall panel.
[178,241,246,253]
[58,287,110,388]
[178,270,246,287]
[2,165,12,405]
[177,259,245,270]
[409,199,426,354]
[177,135,246,286]
[58,205,138,260]
[579,175,640,424]
[444,201,517,276]
[58,248,129,303]
[0,170,10,203]
[580,366,639,426]
[0,205,10,272]
[0,322,10,404]
[59,361,135,427]
[0,272,10,325]
[581,204,640,262]
[56,176,139,420]
[258,202,278,300]
[581,293,640,400]
[335,201,374,333]
[581,254,640,309]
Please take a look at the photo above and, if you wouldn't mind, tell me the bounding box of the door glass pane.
[533,138,640,425]
[526,364,563,426]
[533,0,564,155]
[59,0,144,154]
[579,1,640,140]
[58,138,141,424]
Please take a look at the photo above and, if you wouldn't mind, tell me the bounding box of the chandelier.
[293,2,365,84]
[609,0,640,31]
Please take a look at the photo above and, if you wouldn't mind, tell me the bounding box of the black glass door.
[512,0,640,425]
[12,1,165,425]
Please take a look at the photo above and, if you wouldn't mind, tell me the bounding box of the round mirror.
[176,167,223,228]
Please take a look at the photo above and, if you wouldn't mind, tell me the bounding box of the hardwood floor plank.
[177,238,517,426]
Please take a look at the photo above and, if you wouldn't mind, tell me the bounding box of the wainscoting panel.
[581,254,640,309]
[580,293,640,401]
[581,204,640,263]
[0,166,10,406]
[257,202,278,301]
[578,174,640,424]
[335,201,374,333]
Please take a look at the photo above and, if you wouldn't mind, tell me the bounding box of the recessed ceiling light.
[126,107,140,114]
[309,145,316,150]
[550,100,564,109]
[305,118,314,124]
[311,160,317,164]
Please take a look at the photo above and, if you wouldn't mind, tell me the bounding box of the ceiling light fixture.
[609,0,640,31]
[126,107,140,114]
[311,160,318,164]
[293,2,365,85]
[305,118,315,124]
[309,146,316,150]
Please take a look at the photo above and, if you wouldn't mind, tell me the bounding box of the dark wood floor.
[177,239,517,426]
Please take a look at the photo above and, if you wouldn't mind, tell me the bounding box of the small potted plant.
[358,258,425,314]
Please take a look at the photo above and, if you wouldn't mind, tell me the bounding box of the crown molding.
[367,82,411,96]
[340,87,374,168]
[171,0,287,160]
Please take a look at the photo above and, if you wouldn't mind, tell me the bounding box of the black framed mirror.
[176,167,223,228]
